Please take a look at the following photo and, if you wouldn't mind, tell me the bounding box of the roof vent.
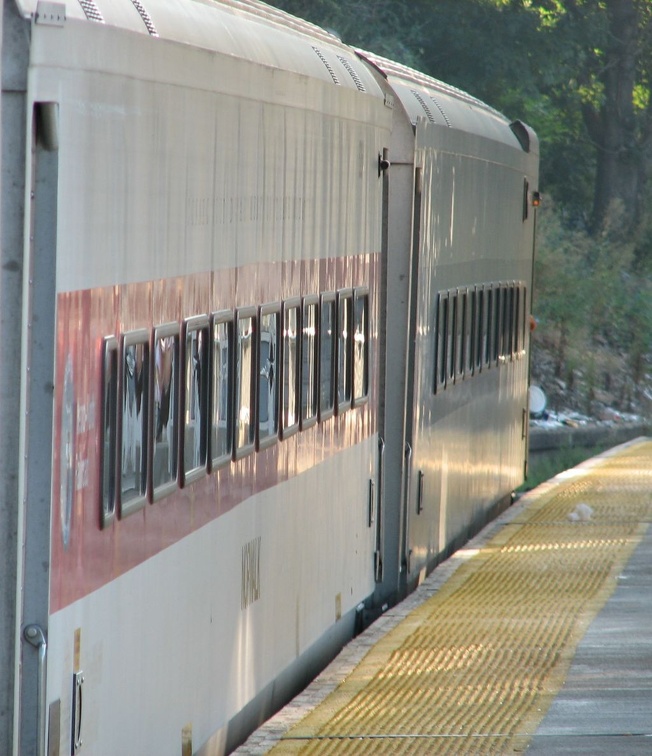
[312,47,340,86]
[130,0,158,36]
[337,56,366,92]
[411,90,436,124]
[77,0,104,22]
[429,95,451,127]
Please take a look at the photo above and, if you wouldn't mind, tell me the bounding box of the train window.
[353,288,369,405]
[520,284,528,355]
[119,330,149,517]
[446,292,456,383]
[258,303,280,449]
[337,289,353,412]
[319,292,336,421]
[210,311,233,469]
[512,285,520,356]
[100,337,118,527]
[469,290,477,375]
[182,316,209,485]
[485,287,494,367]
[301,295,319,428]
[492,286,501,363]
[235,308,257,459]
[151,323,179,501]
[464,290,473,376]
[455,291,465,380]
[500,284,510,360]
[434,292,448,393]
[455,291,466,378]
[507,284,516,358]
[475,287,485,372]
[282,298,301,438]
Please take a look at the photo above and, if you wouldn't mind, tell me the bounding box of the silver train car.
[0,0,539,753]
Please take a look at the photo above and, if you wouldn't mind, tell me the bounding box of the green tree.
[270,0,652,246]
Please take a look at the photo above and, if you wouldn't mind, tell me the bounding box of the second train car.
[0,0,538,754]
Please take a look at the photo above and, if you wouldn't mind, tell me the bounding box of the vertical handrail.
[23,624,47,756]
[403,443,413,573]
[375,437,386,582]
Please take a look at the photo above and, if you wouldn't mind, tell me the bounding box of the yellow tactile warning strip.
[272,438,652,754]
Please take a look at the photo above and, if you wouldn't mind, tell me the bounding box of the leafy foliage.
[267,0,652,415]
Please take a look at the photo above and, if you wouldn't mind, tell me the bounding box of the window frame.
[210,310,234,471]
[446,291,456,384]
[180,315,210,487]
[301,294,320,429]
[281,297,301,439]
[234,306,258,460]
[336,288,354,413]
[100,336,118,528]
[352,287,370,407]
[475,285,485,373]
[118,329,150,518]
[434,291,448,393]
[258,302,281,450]
[150,322,180,502]
[319,291,337,422]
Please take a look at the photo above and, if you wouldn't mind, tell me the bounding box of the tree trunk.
[588,0,645,239]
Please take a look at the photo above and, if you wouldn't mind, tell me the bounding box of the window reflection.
[338,292,352,408]
[236,313,256,455]
[320,295,336,418]
[121,335,148,512]
[101,338,118,525]
[211,316,232,466]
[153,327,178,496]
[283,304,300,435]
[302,300,318,425]
[259,309,279,445]
[184,323,208,478]
[353,291,368,402]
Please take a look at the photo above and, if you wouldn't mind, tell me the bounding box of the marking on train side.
[241,537,261,610]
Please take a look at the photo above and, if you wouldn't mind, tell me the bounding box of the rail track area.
[236,438,652,755]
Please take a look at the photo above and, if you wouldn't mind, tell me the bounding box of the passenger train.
[0,0,539,753]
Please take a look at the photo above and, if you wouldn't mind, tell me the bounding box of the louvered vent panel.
[411,90,436,124]
[78,0,104,22]
[337,56,366,92]
[429,95,451,126]
[312,47,340,85]
[130,0,158,36]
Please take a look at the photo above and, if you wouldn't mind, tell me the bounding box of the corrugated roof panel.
[358,49,520,148]
[15,0,384,97]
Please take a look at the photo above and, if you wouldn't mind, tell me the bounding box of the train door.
[374,127,424,605]
[0,2,29,750]
[15,95,60,756]
[401,163,425,590]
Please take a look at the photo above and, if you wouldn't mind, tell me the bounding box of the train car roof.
[358,49,527,150]
[14,0,383,97]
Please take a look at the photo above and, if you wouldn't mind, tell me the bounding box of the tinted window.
[120,332,149,515]
[301,297,319,427]
[259,306,280,447]
[211,313,233,468]
[337,290,353,410]
[183,319,209,482]
[282,301,300,436]
[101,337,118,526]
[152,324,178,498]
[320,293,336,420]
[353,289,369,404]
[235,310,256,457]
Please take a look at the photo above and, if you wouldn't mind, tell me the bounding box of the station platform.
[235,438,652,755]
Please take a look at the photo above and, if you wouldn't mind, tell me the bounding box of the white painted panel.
[47,437,376,755]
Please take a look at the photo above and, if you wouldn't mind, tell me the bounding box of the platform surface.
[235,438,652,755]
